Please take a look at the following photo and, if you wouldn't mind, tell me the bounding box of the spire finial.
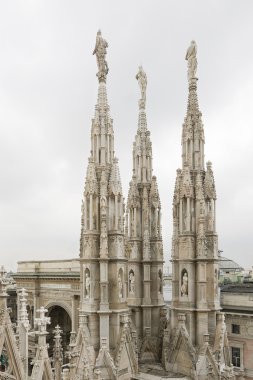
[185,40,197,82]
[93,30,109,82]
[136,66,147,108]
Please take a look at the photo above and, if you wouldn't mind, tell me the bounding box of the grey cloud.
[1,0,253,271]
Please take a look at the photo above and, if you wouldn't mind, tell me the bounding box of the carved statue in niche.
[100,231,108,258]
[129,272,135,294]
[181,271,188,296]
[158,242,163,258]
[85,272,90,298]
[100,196,107,216]
[118,273,123,298]
[200,199,205,216]
[143,229,149,257]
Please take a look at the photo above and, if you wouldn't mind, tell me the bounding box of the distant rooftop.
[221,283,253,293]
[219,256,243,271]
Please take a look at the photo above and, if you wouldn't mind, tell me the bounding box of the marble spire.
[126,66,164,361]
[77,31,137,379]
[182,41,205,170]
[166,41,234,379]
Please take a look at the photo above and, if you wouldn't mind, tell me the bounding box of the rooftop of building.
[221,283,253,293]
[219,256,243,271]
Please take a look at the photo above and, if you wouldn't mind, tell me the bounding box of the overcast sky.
[1,0,253,272]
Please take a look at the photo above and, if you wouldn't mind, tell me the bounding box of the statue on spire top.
[185,40,197,81]
[93,30,109,82]
[136,66,147,107]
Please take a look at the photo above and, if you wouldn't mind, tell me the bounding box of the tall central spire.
[126,66,164,361]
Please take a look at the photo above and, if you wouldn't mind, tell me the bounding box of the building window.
[232,324,240,334]
[231,347,241,368]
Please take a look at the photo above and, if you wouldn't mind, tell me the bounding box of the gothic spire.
[126,66,164,358]
[90,31,114,167]
[169,42,226,375]
[182,41,205,170]
[78,33,136,379]
[132,66,153,183]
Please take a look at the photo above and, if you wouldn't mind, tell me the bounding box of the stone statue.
[100,230,108,257]
[136,66,147,105]
[181,271,188,296]
[185,40,197,81]
[85,272,90,298]
[100,196,107,216]
[93,30,109,81]
[118,274,123,298]
[200,199,205,216]
[143,229,149,256]
[129,272,135,294]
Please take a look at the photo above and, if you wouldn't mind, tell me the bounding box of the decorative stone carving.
[200,199,205,216]
[181,166,193,198]
[185,40,197,81]
[85,158,98,195]
[100,196,107,216]
[197,235,207,257]
[129,271,135,294]
[118,273,123,299]
[143,228,150,257]
[85,272,90,299]
[136,66,147,106]
[181,271,188,296]
[195,172,204,200]
[93,30,108,82]
[204,161,217,200]
[100,224,108,258]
